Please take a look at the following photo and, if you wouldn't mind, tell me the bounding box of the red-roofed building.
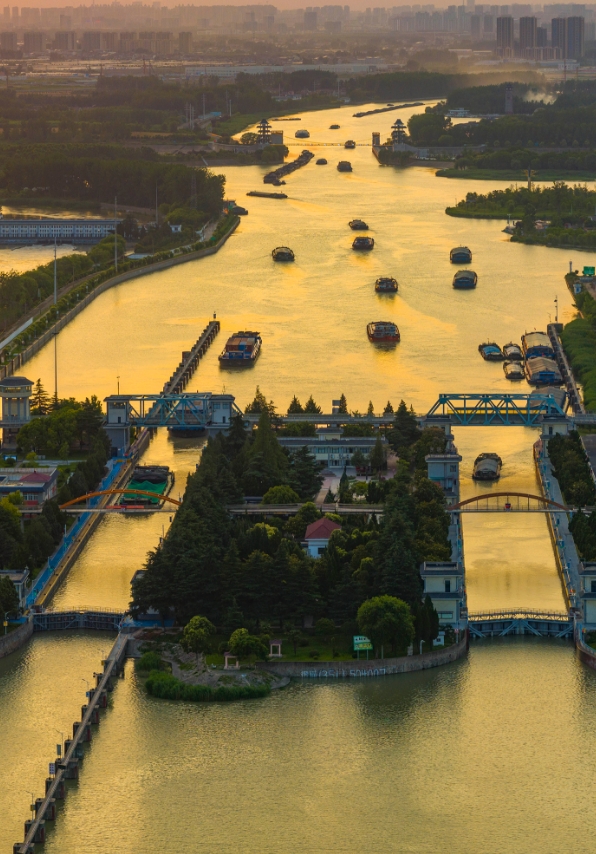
[303,517,341,557]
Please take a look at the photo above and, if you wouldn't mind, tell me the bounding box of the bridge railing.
[468,609,571,621]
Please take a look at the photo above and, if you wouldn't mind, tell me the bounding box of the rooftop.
[304,518,341,542]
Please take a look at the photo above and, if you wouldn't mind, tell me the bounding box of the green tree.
[287,395,303,414]
[0,576,19,615]
[287,627,302,655]
[30,379,51,415]
[261,484,301,504]
[369,434,386,473]
[303,395,322,414]
[386,400,421,453]
[243,408,288,496]
[314,617,335,641]
[228,627,269,660]
[288,446,323,500]
[338,394,348,414]
[383,400,394,414]
[367,401,375,416]
[245,385,276,416]
[357,595,415,658]
[181,615,216,664]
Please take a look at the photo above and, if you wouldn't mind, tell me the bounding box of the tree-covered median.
[132,393,452,661]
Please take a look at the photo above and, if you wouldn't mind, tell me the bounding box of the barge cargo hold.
[521,331,555,360]
[450,246,472,263]
[524,356,562,386]
[375,276,398,293]
[121,466,173,506]
[503,341,523,361]
[503,360,525,381]
[478,342,504,361]
[219,331,262,365]
[352,236,374,251]
[367,321,400,343]
[472,452,502,481]
[453,269,477,289]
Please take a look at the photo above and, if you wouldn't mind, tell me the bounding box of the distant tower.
[391,118,406,145]
[256,118,272,145]
[504,83,514,114]
[0,375,32,449]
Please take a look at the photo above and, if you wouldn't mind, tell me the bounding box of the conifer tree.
[304,395,322,414]
[30,379,51,415]
[287,395,303,414]
[338,394,348,414]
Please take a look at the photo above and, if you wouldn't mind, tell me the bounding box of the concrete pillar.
[72,721,80,738]
[99,690,108,708]
[64,739,72,755]
[35,798,56,821]
[65,759,79,780]
[91,706,100,724]
[24,820,45,843]
[81,704,87,719]
[83,723,92,742]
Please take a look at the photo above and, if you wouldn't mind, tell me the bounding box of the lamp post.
[3,610,9,635]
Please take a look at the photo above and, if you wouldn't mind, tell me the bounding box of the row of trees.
[132,404,451,629]
[17,392,105,458]
[449,183,596,220]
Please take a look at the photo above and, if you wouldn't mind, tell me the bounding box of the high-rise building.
[59,15,72,28]
[54,31,76,50]
[101,32,118,51]
[551,17,567,54]
[483,13,494,34]
[81,31,100,51]
[304,9,317,30]
[519,16,537,49]
[2,6,8,21]
[567,16,585,58]
[10,6,17,21]
[471,13,481,36]
[0,30,17,50]
[537,25,548,47]
[496,15,514,53]
[23,31,44,53]
[178,31,192,53]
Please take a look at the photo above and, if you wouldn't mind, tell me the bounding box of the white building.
[0,218,120,244]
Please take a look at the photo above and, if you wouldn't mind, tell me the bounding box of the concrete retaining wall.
[257,634,468,678]
[1,217,239,379]
[0,619,33,660]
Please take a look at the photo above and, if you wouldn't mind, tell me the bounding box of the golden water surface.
[0,102,589,853]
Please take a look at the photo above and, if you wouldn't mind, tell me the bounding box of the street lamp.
[81,678,90,698]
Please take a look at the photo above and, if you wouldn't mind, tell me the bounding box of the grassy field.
[437,168,596,182]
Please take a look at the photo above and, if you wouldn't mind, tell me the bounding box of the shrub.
[145,671,270,702]
[135,650,163,672]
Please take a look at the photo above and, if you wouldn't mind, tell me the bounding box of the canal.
[0,101,584,852]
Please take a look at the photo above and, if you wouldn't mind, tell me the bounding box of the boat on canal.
[345,140,356,149]
[337,161,352,172]
[219,331,262,365]
[473,452,502,481]
[121,466,173,505]
[503,360,525,381]
[295,129,310,138]
[272,246,295,262]
[367,321,400,343]
[478,342,504,361]
[524,356,562,386]
[247,191,288,199]
[450,246,472,263]
[330,124,340,129]
[316,158,328,165]
[375,277,398,293]
[352,236,374,251]
[502,341,523,361]
[453,270,477,289]
[349,219,369,230]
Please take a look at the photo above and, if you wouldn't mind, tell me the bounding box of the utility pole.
[155,184,158,226]
[114,195,118,272]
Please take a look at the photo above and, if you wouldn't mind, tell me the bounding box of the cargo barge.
[337,161,352,172]
[219,331,262,365]
[120,465,173,506]
[263,149,314,184]
[450,246,472,263]
[472,453,502,481]
[503,342,523,361]
[375,276,398,293]
[478,342,504,361]
[352,236,374,250]
[453,270,477,289]
[349,219,369,230]
[367,321,400,343]
[247,191,288,199]
[272,246,295,262]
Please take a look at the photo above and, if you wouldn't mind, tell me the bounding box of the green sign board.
[353,635,373,651]
[584,266,595,277]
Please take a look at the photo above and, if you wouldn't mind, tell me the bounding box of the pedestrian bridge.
[426,392,568,426]
[448,492,573,513]
[468,609,573,639]
[32,608,124,632]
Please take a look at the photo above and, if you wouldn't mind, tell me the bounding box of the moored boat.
[524,356,562,386]
[473,452,502,481]
[349,219,369,230]
[272,246,295,262]
[453,269,477,289]
[219,331,262,365]
[375,276,398,293]
[352,236,374,250]
[345,140,356,149]
[450,246,472,263]
[502,341,523,361]
[503,360,525,381]
[316,158,328,165]
[478,342,504,361]
[330,124,340,129]
[367,321,400,343]
[121,466,173,505]
[247,191,288,199]
[337,161,352,172]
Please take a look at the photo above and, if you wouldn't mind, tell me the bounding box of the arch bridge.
[448,492,575,513]
[59,489,182,509]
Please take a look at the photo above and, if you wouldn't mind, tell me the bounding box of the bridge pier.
[34,798,55,821]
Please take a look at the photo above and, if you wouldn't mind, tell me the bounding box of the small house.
[303,518,341,557]
[0,568,30,609]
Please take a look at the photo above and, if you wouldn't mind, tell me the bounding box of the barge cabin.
[453,270,477,289]
[450,246,472,264]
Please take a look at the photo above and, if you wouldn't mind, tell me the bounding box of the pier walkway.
[161,320,220,395]
[14,632,129,853]
[547,323,584,415]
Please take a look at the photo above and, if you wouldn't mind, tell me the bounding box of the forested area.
[447,183,596,221]
[132,400,452,637]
